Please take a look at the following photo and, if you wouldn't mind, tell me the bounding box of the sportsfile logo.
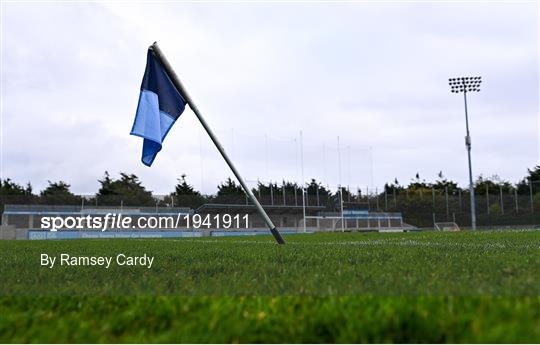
[40,213,250,231]
[42,214,133,232]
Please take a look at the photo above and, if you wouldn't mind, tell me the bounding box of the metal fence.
[359,186,539,228]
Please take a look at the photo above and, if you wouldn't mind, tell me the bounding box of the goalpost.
[304,211,406,232]
[434,222,461,231]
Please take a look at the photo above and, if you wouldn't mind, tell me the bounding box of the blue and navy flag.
[130,49,187,166]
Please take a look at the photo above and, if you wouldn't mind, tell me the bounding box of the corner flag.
[130,49,187,166]
[130,42,285,245]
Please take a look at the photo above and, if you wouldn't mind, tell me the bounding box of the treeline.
[1,167,539,227]
[0,172,337,209]
[383,169,539,196]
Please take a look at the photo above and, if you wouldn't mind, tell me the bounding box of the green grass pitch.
[0,231,538,343]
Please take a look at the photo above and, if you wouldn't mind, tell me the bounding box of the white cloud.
[2,2,538,195]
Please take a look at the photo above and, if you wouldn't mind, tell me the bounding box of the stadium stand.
[1,202,411,239]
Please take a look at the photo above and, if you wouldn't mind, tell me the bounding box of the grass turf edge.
[0,296,538,343]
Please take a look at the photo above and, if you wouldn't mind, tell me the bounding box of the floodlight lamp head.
[449,76,482,93]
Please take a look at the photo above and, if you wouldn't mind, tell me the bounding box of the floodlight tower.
[448,76,482,230]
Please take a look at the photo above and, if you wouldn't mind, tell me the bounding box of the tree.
[338,186,356,202]
[272,180,301,206]
[406,173,431,195]
[97,171,115,196]
[96,172,154,206]
[384,178,403,194]
[432,171,461,195]
[516,165,540,194]
[40,180,80,205]
[0,179,32,195]
[0,179,34,210]
[171,174,205,208]
[525,165,540,181]
[280,181,300,195]
[304,179,333,207]
[306,179,331,199]
[475,174,512,195]
[40,181,73,196]
[174,174,201,196]
[215,177,245,203]
[217,178,244,196]
[253,180,278,197]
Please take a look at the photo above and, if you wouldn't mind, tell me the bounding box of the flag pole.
[150,42,285,245]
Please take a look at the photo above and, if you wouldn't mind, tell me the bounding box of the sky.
[1,1,538,195]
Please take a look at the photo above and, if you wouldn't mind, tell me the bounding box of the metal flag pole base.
[269,227,285,244]
[150,42,285,245]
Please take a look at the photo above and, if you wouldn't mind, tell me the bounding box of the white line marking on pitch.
[147,238,539,250]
